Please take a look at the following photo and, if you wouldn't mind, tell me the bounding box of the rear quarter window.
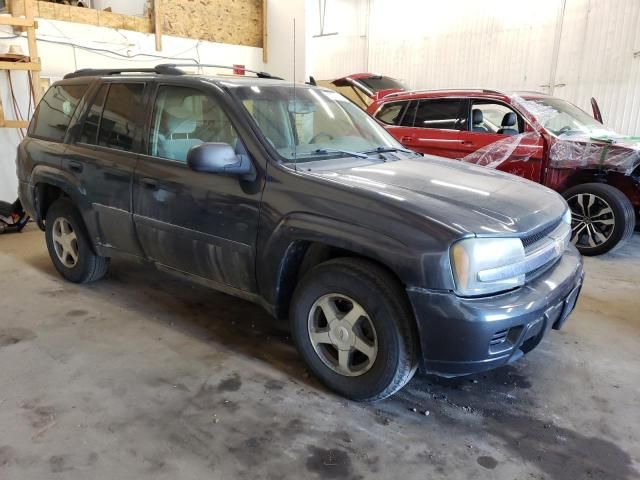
[29,84,89,141]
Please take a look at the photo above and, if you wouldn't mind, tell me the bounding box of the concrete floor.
[0,225,639,480]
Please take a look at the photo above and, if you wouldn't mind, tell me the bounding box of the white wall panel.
[555,0,640,134]
[306,0,368,80]
[308,0,640,135]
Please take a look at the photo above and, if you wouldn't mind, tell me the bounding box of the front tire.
[562,183,635,256]
[290,257,419,402]
[45,198,109,283]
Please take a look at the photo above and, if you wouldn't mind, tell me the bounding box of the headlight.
[562,208,571,225]
[450,237,525,297]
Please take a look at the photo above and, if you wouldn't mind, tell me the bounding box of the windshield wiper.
[359,146,416,155]
[293,148,369,159]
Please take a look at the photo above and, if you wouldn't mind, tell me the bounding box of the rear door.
[458,99,545,182]
[64,81,146,256]
[132,82,263,292]
[399,98,468,157]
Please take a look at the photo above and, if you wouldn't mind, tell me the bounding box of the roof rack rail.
[383,88,507,99]
[63,64,184,79]
[158,63,283,80]
[63,63,283,80]
[513,90,549,96]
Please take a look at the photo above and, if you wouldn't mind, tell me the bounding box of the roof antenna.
[293,17,297,172]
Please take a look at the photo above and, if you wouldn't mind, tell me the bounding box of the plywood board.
[162,0,263,48]
[13,0,262,47]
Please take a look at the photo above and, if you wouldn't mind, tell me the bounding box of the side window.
[149,86,240,163]
[471,100,523,135]
[97,83,144,151]
[79,84,108,145]
[29,83,89,141]
[400,101,417,127]
[414,99,466,131]
[375,102,406,125]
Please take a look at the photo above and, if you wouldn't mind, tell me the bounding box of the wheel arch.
[31,166,93,233]
[260,213,418,320]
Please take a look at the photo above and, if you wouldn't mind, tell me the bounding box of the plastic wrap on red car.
[461,132,542,169]
[461,95,640,175]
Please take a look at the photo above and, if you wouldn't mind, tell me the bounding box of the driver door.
[133,83,264,292]
[458,99,545,183]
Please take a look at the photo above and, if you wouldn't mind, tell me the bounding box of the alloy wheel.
[52,217,79,268]
[567,193,615,249]
[307,293,378,377]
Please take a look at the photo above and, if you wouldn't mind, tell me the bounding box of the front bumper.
[407,245,584,377]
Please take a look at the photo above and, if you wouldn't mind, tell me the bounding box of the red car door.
[397,98,468,158]
[457,99,545,183]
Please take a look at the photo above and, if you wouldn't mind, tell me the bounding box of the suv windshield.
[518,97,612,136]
[231,85,405,162]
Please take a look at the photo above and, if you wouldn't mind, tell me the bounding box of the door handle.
[140,177,159,189]
[401,136,414,143]
[68,161,83,173]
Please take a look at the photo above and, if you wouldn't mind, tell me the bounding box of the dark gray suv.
[16,65,584,401]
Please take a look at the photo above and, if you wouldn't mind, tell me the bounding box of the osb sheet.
[15,0,261,47]
[162,0,263,47]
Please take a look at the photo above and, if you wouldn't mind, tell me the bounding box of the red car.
[316,73,407,110]
[363,87,640,255]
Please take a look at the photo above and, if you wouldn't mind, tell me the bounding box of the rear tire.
[45,198,109,283]
[562,183,635,256]
[290,257,419,402]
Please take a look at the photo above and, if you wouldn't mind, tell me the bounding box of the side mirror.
[590,97,603,123]
[187,142,255,180]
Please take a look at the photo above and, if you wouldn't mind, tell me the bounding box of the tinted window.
[79,84,108,144]
[400,101,417,127]
[376,102,406,125]
[29,84,88,141]
[358,76,407,92]
[149,86,239,163]
[97,83,144,151]
[414,99,465,130]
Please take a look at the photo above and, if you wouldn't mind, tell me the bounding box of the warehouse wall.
[308,0,640,136]
[265,0,306,81]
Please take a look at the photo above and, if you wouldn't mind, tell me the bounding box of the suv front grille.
[521,219,562,250]
[490,329,509,346]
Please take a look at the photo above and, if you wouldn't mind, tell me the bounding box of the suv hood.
[312,155,567,237]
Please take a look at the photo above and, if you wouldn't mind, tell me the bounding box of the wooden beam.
[154,0,162,52]
[262,0,268,63]
[0,16,35,27]
[0,120,29,128]
[0,61,41,71]
[24,0,42,103]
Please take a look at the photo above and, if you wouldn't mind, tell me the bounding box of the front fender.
[257,212,424,309]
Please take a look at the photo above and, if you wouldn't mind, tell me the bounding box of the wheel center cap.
[329,321,352,349]
[337,326,349,341]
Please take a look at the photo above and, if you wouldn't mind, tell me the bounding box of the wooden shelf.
[0,61,40,71]
[0,1,41,129]
[0,16,36,27]
[0,120,29,128]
